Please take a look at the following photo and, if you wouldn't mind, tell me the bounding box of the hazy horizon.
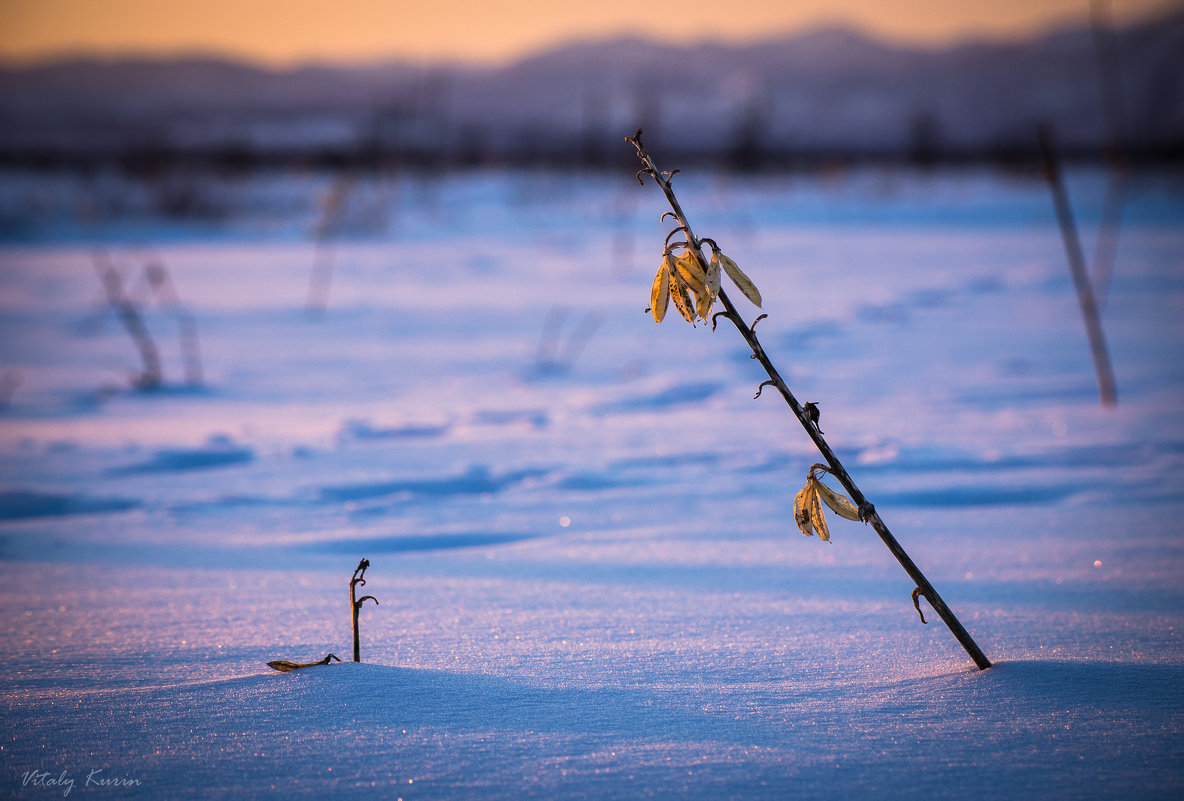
[1,0,1177,68]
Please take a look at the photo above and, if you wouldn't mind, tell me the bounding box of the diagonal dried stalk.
[1037,126,1118,408]
[626,129,990,671]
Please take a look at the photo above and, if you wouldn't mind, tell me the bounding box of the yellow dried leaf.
[673,251,716,321]
[650,263,670,323]
[705,255,721,296]
[674,251,707,295]
[793,484,815,538]
[669,271,696,323]
[719,253,762,308]
[808,477,830,542]
[814,480,860,521]
[695,283,714,320]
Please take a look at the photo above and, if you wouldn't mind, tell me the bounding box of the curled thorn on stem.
[754,380,776,399]
[660,211,678,223]
[664,226,689,248]
[858,501,875,524]
[711,311,728,332]
[804,401,823,433]
[750,313,768,334]
[351,558,370,586]
[911,587,928,624]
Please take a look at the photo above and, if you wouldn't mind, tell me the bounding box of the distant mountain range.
[1,9,1181,167]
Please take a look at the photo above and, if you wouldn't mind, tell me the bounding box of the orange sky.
[0,0,1176,66]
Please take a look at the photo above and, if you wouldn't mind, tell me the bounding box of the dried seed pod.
[807,477,830,542]
[815,479,861,521]
[668,271,696,323]
[650,262,671,323]
[674,251,707,296]
[705,254,722,296]
[695,282,714,320]
[793,483,816,538]
[718,252,762,308]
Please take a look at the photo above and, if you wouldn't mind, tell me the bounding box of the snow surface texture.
[1,168,1182,799]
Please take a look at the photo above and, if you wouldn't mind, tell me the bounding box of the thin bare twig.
[94,254,162,390]
[140,261,203,387]
[534,308,603,376]
[626,129,991,671]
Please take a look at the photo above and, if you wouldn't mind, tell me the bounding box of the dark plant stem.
[1037,127,1118,407]
[349,558,379,662]
[627,130,991,671]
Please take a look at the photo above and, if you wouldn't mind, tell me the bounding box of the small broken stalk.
[627,129,990,671]
[268,653,341,672]
[349,558,379,662]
